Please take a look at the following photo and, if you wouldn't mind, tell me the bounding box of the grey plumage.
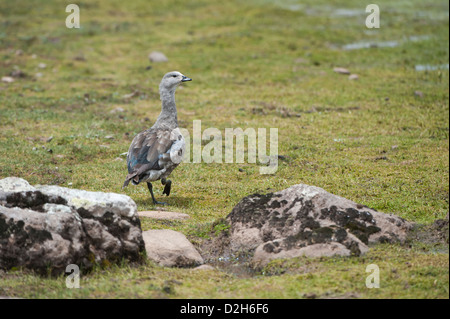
[122,71,191,204]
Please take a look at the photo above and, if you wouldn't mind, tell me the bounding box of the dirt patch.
[407,214,449,251]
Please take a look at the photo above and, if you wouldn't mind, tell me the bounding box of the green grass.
[0,0,448,298]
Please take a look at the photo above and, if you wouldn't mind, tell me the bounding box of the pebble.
[148,51,168,63]
[333,67,351,75]
[1,76,14,83]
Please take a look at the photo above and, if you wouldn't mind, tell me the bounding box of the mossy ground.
[0,0,448,298]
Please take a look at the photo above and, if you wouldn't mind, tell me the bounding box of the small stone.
[414,90,424,98]
[104,135,114,139]
[192,264,215,271]
[148,51,168,63]
[333,67,351,75]
[1,76,14,83]
[110,107,125,114]
[348,74,359,80]
[122,91,139,99]
[38,63,47,69]
[143,229,203,267]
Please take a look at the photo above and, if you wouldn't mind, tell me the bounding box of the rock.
[0,177,144,275]
[348,74,359,80]
[34,184,138,218]
[143,229,203,267]
[148,51,168,63]
[192,264,215,271]
[110,107,125,114]
[138,211,190,221]
[1,76,14,83]
[414,90,424,98]
[333,67,351,75]
[0,177,36,192]
[223,184,413,266]
[122,90,139,99]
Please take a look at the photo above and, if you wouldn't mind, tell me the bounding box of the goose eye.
[172,75,177,78]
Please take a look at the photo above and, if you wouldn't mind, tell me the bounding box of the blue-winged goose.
[122,71,191,205]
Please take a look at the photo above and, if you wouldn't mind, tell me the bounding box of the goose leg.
[147,182,167,205]
[161,178,172,196]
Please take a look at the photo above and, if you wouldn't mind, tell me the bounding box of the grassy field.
[0,0,448,298]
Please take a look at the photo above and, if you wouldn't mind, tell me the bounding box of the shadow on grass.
[134,195,196,209]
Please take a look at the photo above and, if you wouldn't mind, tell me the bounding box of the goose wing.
[122,128,173,188]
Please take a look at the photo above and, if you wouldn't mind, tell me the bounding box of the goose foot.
[147,182,168,206]
[161,178,172,196]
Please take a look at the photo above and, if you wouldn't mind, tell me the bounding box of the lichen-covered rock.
[0,205,88,273]
[224,184,413,266]
[0,177,145,275]
[0,177,36,192]
[35,185,137,218]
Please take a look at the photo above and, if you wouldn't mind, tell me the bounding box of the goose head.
[159,71,192,92]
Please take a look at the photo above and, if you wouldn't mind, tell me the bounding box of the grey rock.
[0,177,36,192]
[0,177,144,275]
[143,229,203,267]
[1,76,14,83]
[148,51,168,63]
[333,67,351,75]
[34,184,138,218]
[224,184,413,266]
[192,264,215,271]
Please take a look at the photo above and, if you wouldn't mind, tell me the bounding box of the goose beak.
[181,75,192,82]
